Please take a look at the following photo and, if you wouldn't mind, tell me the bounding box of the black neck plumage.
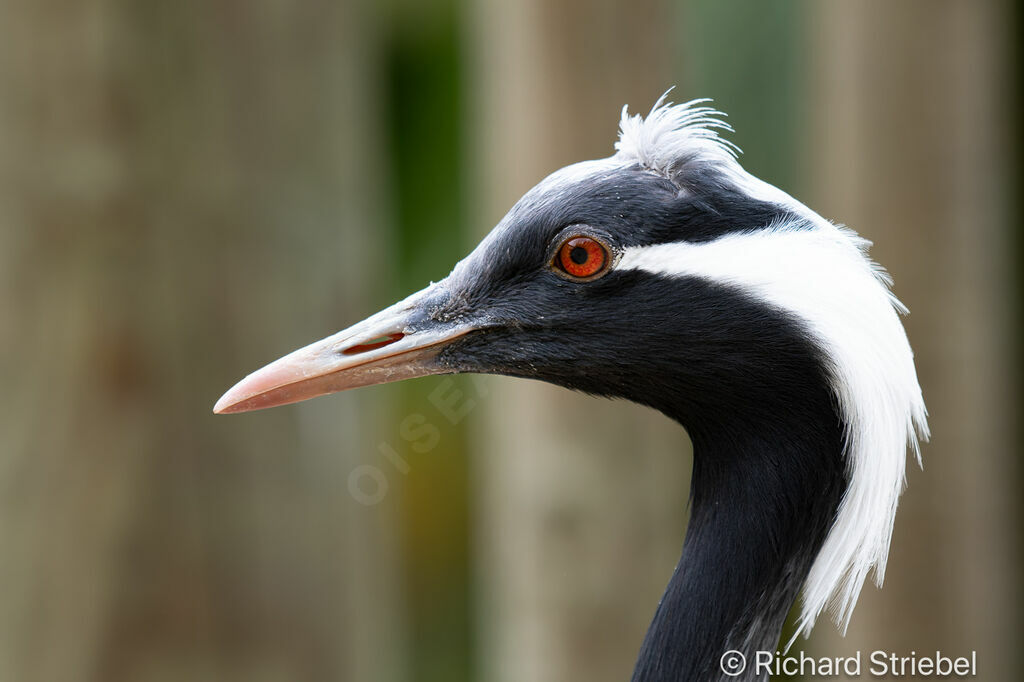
[627,347,848,682]
[621,279,849,681]
[631,414,846,681]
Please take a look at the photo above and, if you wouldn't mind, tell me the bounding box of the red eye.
[556,236,609,279]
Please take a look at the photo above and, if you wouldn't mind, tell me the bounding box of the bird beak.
[213,284,472,414]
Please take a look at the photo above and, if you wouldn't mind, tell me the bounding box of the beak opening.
[341,332,406,355]
[213,286,472,414]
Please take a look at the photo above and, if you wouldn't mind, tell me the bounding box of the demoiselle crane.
[215,95,928,681]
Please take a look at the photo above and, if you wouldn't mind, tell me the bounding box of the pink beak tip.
[212,389,243,414]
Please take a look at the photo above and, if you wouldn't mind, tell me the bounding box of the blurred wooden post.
[467,2,690,681]
[806,0,1019,676]
[0,2,407,680]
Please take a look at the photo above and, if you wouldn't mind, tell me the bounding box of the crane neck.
[631,386,847,681]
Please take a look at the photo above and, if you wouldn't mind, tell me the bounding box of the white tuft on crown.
[615,91,739,176]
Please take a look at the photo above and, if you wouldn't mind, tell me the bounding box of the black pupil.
[569,246,589,265]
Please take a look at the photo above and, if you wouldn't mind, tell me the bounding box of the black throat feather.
[631,402,846,682]
[627,281,848,682]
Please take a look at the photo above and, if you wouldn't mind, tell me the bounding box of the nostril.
[342,332,406,355]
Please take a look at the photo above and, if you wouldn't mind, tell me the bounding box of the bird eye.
[554,235,610,280]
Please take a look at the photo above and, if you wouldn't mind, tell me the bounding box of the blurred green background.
[1,1,1019,681]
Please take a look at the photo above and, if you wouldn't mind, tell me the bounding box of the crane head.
[213,94,928,645]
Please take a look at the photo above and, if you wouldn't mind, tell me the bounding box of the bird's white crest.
[615,92,739,172]
[615,93,810,214]
[614,98,929,645]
